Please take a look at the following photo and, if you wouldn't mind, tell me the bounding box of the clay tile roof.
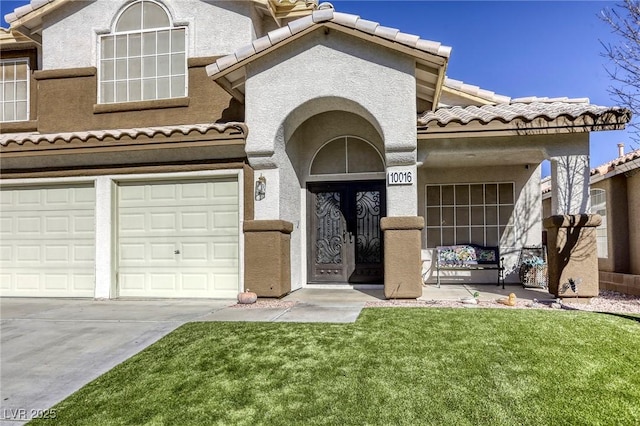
[0,123,247,147]
[417,101,631,128]
[3,0,56,24]
[206,2,451,77]
[591,147,640,176]
[541,176,552,194]
[443,78,511,104]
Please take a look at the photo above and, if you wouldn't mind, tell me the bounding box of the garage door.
[0,185,95,297]
[117,179,239,298]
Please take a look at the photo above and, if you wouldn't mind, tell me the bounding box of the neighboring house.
[0,0,631,299]
[543,144,640,296]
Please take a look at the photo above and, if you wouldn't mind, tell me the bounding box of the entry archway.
[306,135,386,284]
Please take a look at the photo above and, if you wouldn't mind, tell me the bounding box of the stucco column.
[243,220,293,297]
[380,216,424,299]
[543,214,601,298]
[94,176,113,299]
[550,154,590,214]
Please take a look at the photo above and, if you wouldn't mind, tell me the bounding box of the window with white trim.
[425,183,515,247]
[1,59,29,122]
[99,0,186,104]
[590,188,608,258]
[309,136,385,175]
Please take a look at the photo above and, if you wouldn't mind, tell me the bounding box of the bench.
[435,244,505,288]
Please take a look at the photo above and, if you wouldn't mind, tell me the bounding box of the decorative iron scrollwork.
[315,192,343,264]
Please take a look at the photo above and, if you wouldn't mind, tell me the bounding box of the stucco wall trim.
[380,216,425,231]
[243,220,293,234]
[34,67,96,80]
[93,97,190,114]
[0,120,38,133]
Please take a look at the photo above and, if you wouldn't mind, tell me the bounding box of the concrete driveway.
[0,298,228,425]
[0,293,369,424]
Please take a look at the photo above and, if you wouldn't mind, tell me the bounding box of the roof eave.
[7,0,72,42]
[417,117,629,139]
[439,85,498,107]
[209,21,449,104]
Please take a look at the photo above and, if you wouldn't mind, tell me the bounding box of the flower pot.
[238,290,257,304]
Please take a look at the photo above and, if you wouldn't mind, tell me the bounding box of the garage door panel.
[150,213,177,231]
[214,274,239,291]
[118,179,239,298]
[74,216,94,234]
[181,243,208,261]
[45,216,70,233]
[45,246,69,262]
[74,245,94,262]
[150,243,178,261]
[45,274,69,290]
[181,182,208,199]
[182,274,208,290]
[16,245,40,262]
[16,274,40,290]
[0,185,95,297]
[0,274,10,290]
[150,274,176,291]
[150,184,177,201]
[0,246,11,262]
[181,212,208,231]
[17,217,41,233]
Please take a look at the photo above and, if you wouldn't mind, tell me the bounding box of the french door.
[308,181,385,284]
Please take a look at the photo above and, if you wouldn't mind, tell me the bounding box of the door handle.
[174,250,180,255]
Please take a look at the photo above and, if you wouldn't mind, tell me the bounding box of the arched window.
[590,188,608,258]
[99,0,186,103]
[309,136,384,175]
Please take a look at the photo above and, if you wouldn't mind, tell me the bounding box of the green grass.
[32,309,640,425]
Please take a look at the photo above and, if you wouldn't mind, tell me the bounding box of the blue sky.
[2,0,634,173]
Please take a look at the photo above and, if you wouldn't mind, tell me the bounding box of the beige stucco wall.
[245,29,416,218]
[628,171,640,274]
[244,29,417,289]
[419,163,543,284]
[42,0,256,70]
[32,61,242,134]
[591,176,630,273]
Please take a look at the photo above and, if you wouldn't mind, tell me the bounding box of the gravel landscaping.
[230,290,640,315]
[366,290,640,314]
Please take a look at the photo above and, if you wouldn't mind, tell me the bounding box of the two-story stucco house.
[0,0,631,300]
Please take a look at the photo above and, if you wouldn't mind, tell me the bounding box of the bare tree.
[600,0,640,145]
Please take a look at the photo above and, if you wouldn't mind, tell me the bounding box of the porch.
[283,285,554,304]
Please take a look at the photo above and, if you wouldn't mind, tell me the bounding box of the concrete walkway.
[0,284,552,424]
[421,283,554,302]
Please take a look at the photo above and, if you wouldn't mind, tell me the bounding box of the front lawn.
[33,309,640,425]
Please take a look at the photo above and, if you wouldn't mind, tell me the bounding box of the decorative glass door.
[308,181,385,283]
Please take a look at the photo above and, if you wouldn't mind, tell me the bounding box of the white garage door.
[117,179,239,298]
[0,185,95,297]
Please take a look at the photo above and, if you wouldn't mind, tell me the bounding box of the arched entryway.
[307,136,386,284]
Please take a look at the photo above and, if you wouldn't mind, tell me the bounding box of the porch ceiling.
[416,132,579,169]
[418,147,547,169]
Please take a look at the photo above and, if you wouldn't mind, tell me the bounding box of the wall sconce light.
[255,175,266,201]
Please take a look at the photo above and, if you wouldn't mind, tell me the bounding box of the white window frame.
[590,188,608,258]
[98,0,188,104]
[425,182,516,247]
[1,58,30,122]
[308,135,385,176]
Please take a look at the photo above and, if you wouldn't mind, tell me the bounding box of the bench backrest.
[436,245,499,267]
